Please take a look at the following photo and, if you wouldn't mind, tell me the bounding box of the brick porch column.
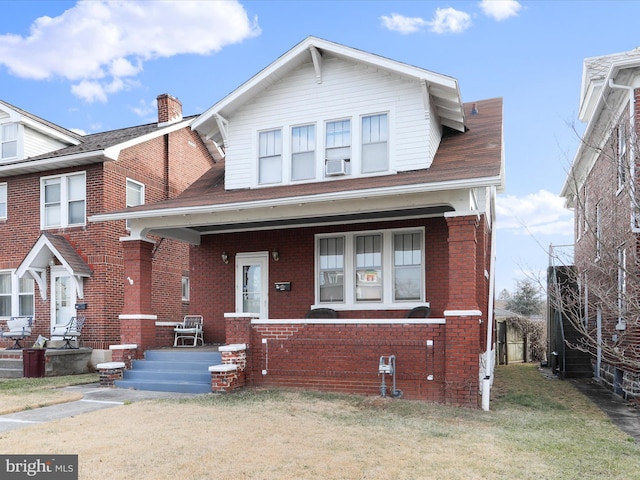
[444,213,483,407]
[119,238,157,358]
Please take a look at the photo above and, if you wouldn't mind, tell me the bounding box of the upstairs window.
[325,119,351,176]
[0,183,6,219]
[617,246,626,323]
[1,123,17,160]
[291,124,315,181]
[595,201,601,259]
[126,178,145,229]
[361,114,388,173]
[259,129,282,184]
[41,172,86,229]
[617,122,627,191]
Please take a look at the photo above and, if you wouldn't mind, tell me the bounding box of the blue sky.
[0,0,638,295]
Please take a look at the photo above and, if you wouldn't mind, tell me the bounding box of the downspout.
[482,185,497,411]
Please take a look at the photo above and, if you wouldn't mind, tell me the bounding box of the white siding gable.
[224,57,440,190]
[23,125,69,159]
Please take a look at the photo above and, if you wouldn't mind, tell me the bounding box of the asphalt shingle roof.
[119,97,503,214]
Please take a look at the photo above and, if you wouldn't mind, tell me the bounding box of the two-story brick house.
[561,48,640,398]
[95,37,504,407]
[0,94,214,365]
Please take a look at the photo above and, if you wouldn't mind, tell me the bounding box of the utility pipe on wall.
[482,186,497,411]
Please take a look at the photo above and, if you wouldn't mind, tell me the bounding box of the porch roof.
[16,233,92,300]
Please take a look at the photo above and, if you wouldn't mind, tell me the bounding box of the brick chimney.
[157,94,183,126]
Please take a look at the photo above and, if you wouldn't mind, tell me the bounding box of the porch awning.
[16,233,93,300]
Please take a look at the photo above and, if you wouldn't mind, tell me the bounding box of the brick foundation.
[97,362,126,387]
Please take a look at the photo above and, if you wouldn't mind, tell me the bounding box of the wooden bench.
[173,315,204,347]
[1,316,33,349]
[51,316,86,349]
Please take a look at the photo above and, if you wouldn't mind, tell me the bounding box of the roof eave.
[90,175,502,224]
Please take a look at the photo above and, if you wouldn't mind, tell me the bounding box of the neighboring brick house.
[560,48,640,397]
[0,95,214,364]
[94,37,504,407]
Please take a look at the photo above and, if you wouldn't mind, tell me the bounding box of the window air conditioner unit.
[326,158,348,176]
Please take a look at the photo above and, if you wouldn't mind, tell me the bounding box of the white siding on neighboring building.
[224,57,438,190]
[23,126,68,159]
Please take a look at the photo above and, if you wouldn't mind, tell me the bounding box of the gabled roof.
[562,48,640,202]
[192,36,465,146]
[16,233,92,300]
[91,98,503,242]
[0,99,83,145]
[0,114,198,178]
[579,48,640,122]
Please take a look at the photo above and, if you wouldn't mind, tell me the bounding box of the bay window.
[317,229,424,307]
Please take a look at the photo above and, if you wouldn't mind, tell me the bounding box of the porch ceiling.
[143,205,454,242]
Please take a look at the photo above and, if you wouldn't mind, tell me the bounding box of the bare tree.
[552,99,640,385]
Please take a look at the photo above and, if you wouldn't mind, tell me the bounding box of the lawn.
[0,364,637,479]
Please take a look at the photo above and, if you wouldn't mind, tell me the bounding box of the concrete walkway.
[1,374,640,440]
[568,376,640,442]
[0,384,201,433]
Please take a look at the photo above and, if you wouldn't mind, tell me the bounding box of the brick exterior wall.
[191,217,452,344]
[186,213,490,407]
[0,122,213,350]
[572,88,640,393]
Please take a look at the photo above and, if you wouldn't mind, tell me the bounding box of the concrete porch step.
[115,349,222,394]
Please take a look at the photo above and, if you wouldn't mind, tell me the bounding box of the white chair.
[173,315,204,347]
[52,316,85,349]
[1,316,33,349]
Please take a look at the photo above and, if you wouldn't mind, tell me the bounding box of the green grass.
[0,373,98,394]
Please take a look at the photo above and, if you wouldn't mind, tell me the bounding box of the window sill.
[312,302,429,311]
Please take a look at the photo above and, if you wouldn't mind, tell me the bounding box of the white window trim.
[252,109,394,188]
[290,123,317,182]
[0,182,6,220]
[360,112,389,174]
[257,128,283,185]
[616,122,627,195]
[40,171,86,229]
[0,122,22,162]
[181,276,190,302]
[126,178,145,230]
[313,227,425,310]
[0,270,34,319]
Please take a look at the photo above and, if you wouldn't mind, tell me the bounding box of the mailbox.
[274,282,291,291]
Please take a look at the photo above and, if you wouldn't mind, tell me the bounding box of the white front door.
[236,253,269,319]
[51,267,76,334]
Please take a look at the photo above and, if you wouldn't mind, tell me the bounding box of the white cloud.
[380,13,428,34]
[427,8,472,34]
[0,0,261,102]
[496,190,573,236]
[130,98,157,120]
[479,0,523,21]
